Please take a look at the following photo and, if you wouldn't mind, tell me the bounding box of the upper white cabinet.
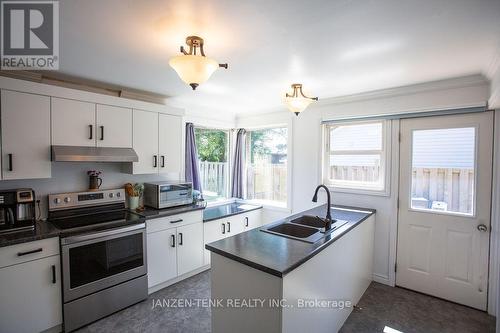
[51,99,132,149]
[129,109,182,175]
[51,97,96,147]
[96,104,132,148]
[132,109,159,174]
[159,113,182,174]
[1,90,51,180]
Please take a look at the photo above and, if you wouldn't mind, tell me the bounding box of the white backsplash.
[0,162,181,219]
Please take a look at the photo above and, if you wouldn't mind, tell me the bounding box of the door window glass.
[411,127,475,215]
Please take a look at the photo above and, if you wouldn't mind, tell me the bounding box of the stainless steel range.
[48,189,147,332]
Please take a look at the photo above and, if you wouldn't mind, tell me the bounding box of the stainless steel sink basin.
[290,215,336,229]
[260,215,349,244]
[266,223,319,238]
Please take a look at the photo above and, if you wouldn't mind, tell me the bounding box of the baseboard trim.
[148,265,210,294]
[373,273,391,286]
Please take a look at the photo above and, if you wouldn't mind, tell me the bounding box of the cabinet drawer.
[146,211,202,234]
[0,237,59,269]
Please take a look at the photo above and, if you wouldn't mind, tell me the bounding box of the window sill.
[327,185,390,197]
[241,199,291,213]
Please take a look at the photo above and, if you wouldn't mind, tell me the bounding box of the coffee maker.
[0,189,36,233]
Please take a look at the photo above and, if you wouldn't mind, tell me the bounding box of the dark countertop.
[0,220,60,248]
[141,202,207,220]
[203,202,262,222]
[205,204,375,277]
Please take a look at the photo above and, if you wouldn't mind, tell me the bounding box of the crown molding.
[315,74,489,107]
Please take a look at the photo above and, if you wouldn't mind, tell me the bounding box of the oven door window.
[69,233,143,289]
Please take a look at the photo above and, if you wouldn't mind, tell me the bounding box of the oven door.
[61,224,147,303]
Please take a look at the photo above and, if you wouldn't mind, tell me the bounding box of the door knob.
[477,224,488,232]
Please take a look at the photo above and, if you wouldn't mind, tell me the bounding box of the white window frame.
[243,123,291,210]
[322,119,391,196]
[194,126,232,203]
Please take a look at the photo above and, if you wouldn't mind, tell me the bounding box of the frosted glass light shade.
[284,95,313,114]
[169,55,218,88]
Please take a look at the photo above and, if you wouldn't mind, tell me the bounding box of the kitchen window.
[245,127,288,206]
[323,120,389,194]
[194,127,230,202]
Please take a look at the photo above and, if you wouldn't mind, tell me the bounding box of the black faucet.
[312,184,332,231]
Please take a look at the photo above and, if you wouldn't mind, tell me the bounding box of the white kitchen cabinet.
[1,90,51,180]
[158,113,182,174]
[147,228,177,288]
[203,219,227,265]
[0,241,62,333]
[177,222,204,276]
[203,209,263,265]
[96,104,132,148]
[242,209,263,231]
[51,97,96,147]
[132,109,158,174]
[129,110,183,176]
[146,211,204,289]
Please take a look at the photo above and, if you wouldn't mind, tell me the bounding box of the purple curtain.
[185,123,202,192]
[231,128,246,198]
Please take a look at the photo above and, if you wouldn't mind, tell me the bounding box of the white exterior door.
[132,109,158,174]
[51,97,96,147]
[1,90,51,180]
[158,113,182,175]
[146,229,177,288]
[177,223,204,276]
[396,112,493,310]
[96,104,132,148]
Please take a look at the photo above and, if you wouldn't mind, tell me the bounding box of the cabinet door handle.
[89,125,93,140]
[153,155,158,167]
[100,126,104,141]
[161,155,165,168]
[179,232,183,245]
[245,217,249,227]
[8,154,13,172]
[170,219,183,224]
[51,265,56,284]
[171,234,176,247]
[222,223,225,234]
[227,222,231,233]
[17,248,43,256]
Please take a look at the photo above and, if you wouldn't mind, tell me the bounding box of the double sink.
[261,215,348,244]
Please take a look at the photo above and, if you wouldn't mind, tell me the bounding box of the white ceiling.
[60,0,500,115]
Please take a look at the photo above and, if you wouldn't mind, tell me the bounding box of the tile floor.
[76,270,495,333]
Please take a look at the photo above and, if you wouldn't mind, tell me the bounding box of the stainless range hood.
[51,145,139,162]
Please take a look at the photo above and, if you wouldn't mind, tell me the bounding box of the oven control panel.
[49,189,125,210]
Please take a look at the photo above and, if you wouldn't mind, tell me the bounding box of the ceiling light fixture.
[169,36,228,90]
[284,84,318,115]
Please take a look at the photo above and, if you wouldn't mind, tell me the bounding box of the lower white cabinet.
[147,228,177,288]
[203,209,263,265]
[0,240,62,333]
[177,223,204,276]
[146,211,204,289]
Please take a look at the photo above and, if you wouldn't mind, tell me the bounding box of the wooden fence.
[199,161,227,197]
[330,166,474,214]
[247,164,287,203]
[411,168,474,214]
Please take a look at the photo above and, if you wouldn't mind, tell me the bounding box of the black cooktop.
[48,203,144,235]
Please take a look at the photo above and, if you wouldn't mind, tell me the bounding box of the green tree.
[195,128,228,162]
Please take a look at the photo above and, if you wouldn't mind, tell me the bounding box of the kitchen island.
[206,204,375,333]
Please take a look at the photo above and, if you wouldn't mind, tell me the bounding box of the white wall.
[489,65,500,108]
[0,162,177,219]
[238,74,491,286]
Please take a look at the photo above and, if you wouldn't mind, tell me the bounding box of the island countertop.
[205,204,375,277]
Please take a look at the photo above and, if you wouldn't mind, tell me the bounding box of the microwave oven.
[143,182,193,209]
